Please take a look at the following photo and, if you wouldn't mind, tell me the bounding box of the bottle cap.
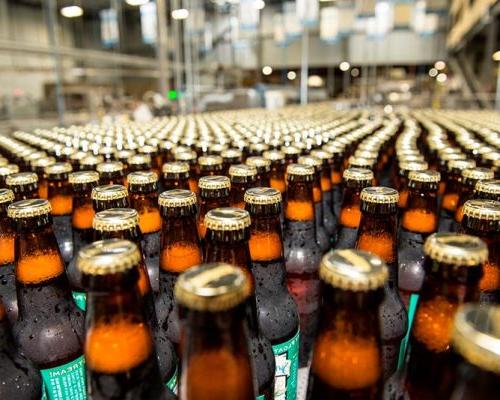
[408,170,441,183]
[128,154,151,166]
[348,156,375,169]
[0,189,14,204]
[96,161,124,174]
[343,167,374,182]
[45,162,72,177]
[174,262,251,312]
[80,155,104,168]
[127,171,158,185]
[205,207,251,231]
[139,145,158,155]
[462,167,494,181]
[263,150,285,162]
[463,199,500,221]
[198,175,230,190]
[31,156,56,169]
[319,249,388,291]
[246,156,271,171]
[360,186,399,204]
[93,208,139,231]
[6,172,38,186]
[7,198,51,218]
[198,155,223,167]
[447,159,476,173]
[228,164,257,178]
[91,184,128,201]
[399,161,429,174]
[424,232,488,266]
[298,155,322,172]
[244,187,281,205]
[221,148,243,161]
[175,150,197,163]
[475,179,500,196]
[159,189,197,208]
[69,171,99,185]
[0,164,19,177]
[162,162,189,174]
[286,163,314,178]
[310,150,333,165]
[77,239,141,275]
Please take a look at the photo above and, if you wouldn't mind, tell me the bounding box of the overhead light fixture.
[493,51,500,61]
[126,0,149,5]
[287,71,297,80]
[254,0,265,10]
[172,8,189,20]
[262,66,273,76]
[434,60,446,70]
[60,5,83,18]
[339,61,350,72]
[350,68,360,77]
[308,75,324,87]
[436,73,447,83]
[428,68,438,78]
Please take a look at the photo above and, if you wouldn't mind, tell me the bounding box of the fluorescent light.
[172,8,189,20]
[436,73,447,83]
[126,0,149,5]
[339,61,350,72]
[262,66,273,75]
[255,0,265,10]
[493,51,500,61]
[434,60,446,70]
[60,5,83,18]
[428,68,438,77]
[287,71,297,80]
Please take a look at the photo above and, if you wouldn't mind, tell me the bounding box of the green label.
[166,366,178,394]
[72,291,87,311]
[272,330,299,400]
[40,355,86,400]
[256,396,265,400]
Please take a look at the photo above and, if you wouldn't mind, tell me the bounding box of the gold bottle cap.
[360,186,399,204]
[162,162,189,174]
[198,175,230,190]
[281,146,301,155]
[408,170,441,183]
[221,148,243,160]
[286,163,314,177]
[96,161,124,174]
[115,149,135,161]
[451,305,500,374]
[0,164,19,177]
[448,159,476,172]
[462,167,495,181]
[310,149,333,163]
[139,145,158,155]
[127,171,158,185]
[0,189,14,204]
[80,155,104,167]
[244,187,281,205]
[205,207,251,231]
[229,164,257,178]
[175,150,197,162]
[298,155,322,171]
[342,167,374,182]
[6,172,38,186]
[93,208,139,231]
[174,262,251,312]
[31,156,56,169]
[348,156,375,168]
[7,198,51,218]
[45,162,72,176]
[91,184,128,201]
[319,249,388,291]
[159,189,197,208]
[128,154,151,165]
[463,199,500,221]
[198,155,223,167]
[77,239,141,275]
[475,179,500,195]
[399,161,429,173]
[263,150,285,161]
[69,171,99,185]
[246,156,271,170]
[70,151,88,162]
[424,232,488,266]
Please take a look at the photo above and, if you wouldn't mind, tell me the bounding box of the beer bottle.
[482,151,500,178]
[96,161,125,186]
[249,143,269,157]
[229,164,257,209]
[69,150,88,172]
[31,156,55,198]
[398,170,440,299]
[175,263,255,400]
[156,189,202,350]
[454,168,494,225]
[161,162,190,191]
[396,161,428,211]
[174,150,198,194]
[127,154,153,175]
[439,159,476,232]
[114,149,135,172]
[407,233,487,400]
[0,164,19,189]
[6,172,38,200]
[0,299,43,400]
[139,145,161,176]
[93,208,177,388]
[263,150,286,194]
[97,146,114,162]
[203,208,276,399]
[283,164,321,365]
[128,171,162,292]
[334,168,374,250]
[473,179,500,201]
[244,187,300,400]
[198,155,223,179]
[282,146,300,168]
[79,239,175,400]
[246,156,271,187]
[355,186,407,378]
[46,162,74,265]
[461,199,500,304]
[308,249,387,399]
[91,184,129,212]
[79,154,104,172]
[197,176,230,241]
[8,199,86,399]
[322,143,345,216]
[67,171,99,310]
[449,304,500,400]
[0,189,16,323]
[221,148,243,175]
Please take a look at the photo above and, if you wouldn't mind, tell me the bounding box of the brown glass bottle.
[174,150,198,194]
[96,161,125,186]
[46,162,74,264]
[156,189,202,351]
[396,161,428,211]
[79,155,104,172]
[282,146,300,169]
[334,168,374,250]
[161,162,190,192]
[473,179,500,202]
[6,172,38,201]
[246,156,271,187]
[128,171,162,292]
[283,164,322,366]
[0,189,16,323]
[355,186,407,378]
[175,263,255,400]
[8,199,86,399]
[203,208,275,399]
[139,145,161,176]
[322,144,345,216]
[221,148,244,176]
[454,168,494,225]
[93,208,177,388]
[263,150,286,194]
[31,156,55,199]
[127,154,153,177]
[198,155,223,179]
[308,249,387,400]
[91,184,129,213]
[79,239,175,400]
[197,176,230,241]
[407,233,486,400]
[229,164,257,209]
[448,305,500,400]
[0,164,19,189]
[461,199,500,304]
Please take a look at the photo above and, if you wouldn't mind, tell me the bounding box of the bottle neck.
[93,197,129,213]
[402,185,438,234]
[0,209,14,265]
[320,166,332,192]
[48,178,73,216]
[72,191,95,230]
[338,185,365,229]
[248,212,283,263]
[99,171,124,186]
[130,192,161,234]
[285,180,315,223]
